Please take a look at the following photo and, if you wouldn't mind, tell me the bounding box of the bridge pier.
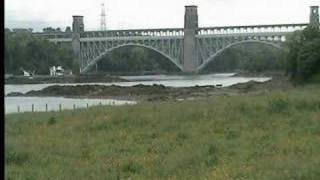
[183,5,199,73]
[72,16,84,74]
[310,6,319,29]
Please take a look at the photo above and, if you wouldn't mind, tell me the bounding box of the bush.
[47,116,57,125]
[286,27,320,83]
[268,98,290,113]
[5,150,29,166]
[121,161,144,174]
[205,144,218,167]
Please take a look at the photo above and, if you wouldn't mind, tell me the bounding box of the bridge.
[36,5,319,74]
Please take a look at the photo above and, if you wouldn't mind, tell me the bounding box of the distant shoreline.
[7,76,293,102]
[5,75,129,84]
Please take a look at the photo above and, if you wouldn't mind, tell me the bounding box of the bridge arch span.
[196,40,284,72]
[81,43,183,74]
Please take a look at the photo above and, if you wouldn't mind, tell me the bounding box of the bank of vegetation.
[201,43,284,73]
[4,29,77,75]
[96,46,181,74]
[285,27,320,83]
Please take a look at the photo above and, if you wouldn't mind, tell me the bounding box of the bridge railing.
[80,28,184,38]
[198,23,308,35]
[196,32,291,42]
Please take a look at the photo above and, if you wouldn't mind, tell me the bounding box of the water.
[5,97,136,114]
[5,73,271,94]
[4,73,271,114]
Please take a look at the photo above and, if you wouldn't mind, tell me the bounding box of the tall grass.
[5,84,320,179]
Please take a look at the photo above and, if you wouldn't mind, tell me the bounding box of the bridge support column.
[183,5,198,73]
[310,6,319,29]
[72,16,84,73]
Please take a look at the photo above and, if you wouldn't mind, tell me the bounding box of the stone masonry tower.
[72,16,84,33]
[183,5,198,73]
[310,6,319,29]
[72,16,84,73]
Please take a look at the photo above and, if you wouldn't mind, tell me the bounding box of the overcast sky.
[5,0,320,32]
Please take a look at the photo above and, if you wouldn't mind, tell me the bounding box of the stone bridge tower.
[72,16,84,72]
[310,6,319,29]
[183,5,198,73]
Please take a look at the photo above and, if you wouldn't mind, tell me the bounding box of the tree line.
[96,46,180,75]
[5,28,76,75]
[285,27,320,83]
[201,43,284,73]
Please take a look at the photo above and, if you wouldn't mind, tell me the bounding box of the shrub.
[5,150,29,166]
[121,160,144,174]
[268,98,290,113]
[47,116,57,125]
[225,128,239,140]
[205,143,218,167]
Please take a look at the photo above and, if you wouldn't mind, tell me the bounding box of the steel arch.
[196,40,283,72]
[81,43,183,73]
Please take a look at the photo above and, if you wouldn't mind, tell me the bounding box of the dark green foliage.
[121,161,144,174]
[268,97,290,113]
[285,27,320,83]
[5,150,29,166]
[96,46,180,74]
[205,144,218,167]
[43,27,61,33]
[80,141,91,160]
[5,29,74,75]
[202,43,284,73]
[225,128,239,140]
[47,116,57,125]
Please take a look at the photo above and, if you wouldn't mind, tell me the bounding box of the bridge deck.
[48,31,293,43]
[39,23,308,43]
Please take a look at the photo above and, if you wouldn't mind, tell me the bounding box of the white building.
[50,66,64,77]
[23,70,31,77]
[20,68,34,77]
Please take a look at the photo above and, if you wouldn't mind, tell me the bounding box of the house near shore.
[50,66,72,77]
[20,68,35,78]
[23,71,31,77]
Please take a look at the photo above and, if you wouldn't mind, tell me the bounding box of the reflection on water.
[5,97,136,114]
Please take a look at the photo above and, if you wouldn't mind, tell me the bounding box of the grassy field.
[5,84,320,179]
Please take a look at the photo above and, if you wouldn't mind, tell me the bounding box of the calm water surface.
[5,97,136,114]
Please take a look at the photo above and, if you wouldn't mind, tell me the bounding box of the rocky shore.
[7,76,293,102]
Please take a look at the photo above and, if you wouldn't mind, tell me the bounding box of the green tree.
[202,43,284,73]
[96,46,180,74]
[285,27,320,83]
[5,29,75,75]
